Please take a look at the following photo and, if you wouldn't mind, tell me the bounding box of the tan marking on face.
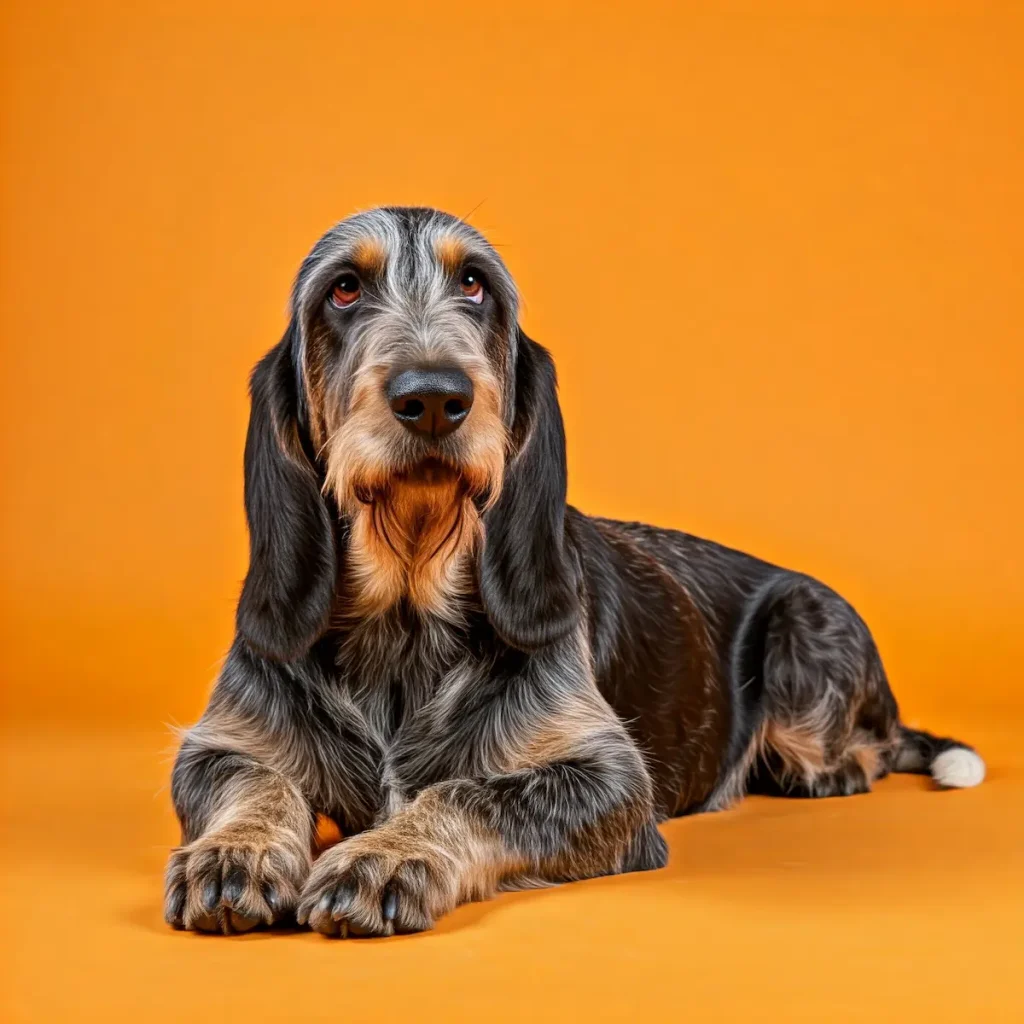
[321,362,400,503]
[434,234,466,276]
[322,364,507,619]
[352,236,387,276]
[301,320,339,453]
[301,238,387,450]
[452,370,507,503]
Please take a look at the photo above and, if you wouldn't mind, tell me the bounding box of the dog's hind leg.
[740,575,901,798]
[747,747,875,798]
[740,574,984,798]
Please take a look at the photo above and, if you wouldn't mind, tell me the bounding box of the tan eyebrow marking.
[434,235,467,275]
[351,237,387,276]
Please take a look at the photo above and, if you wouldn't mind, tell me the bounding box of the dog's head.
[237,207,579,662]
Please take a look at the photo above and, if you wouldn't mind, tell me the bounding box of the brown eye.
[331,273,361,308]
[460,269,484,304]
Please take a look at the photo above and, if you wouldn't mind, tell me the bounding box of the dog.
[165,206,985,938]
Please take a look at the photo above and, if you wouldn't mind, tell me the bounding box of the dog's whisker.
[456,198,487,226]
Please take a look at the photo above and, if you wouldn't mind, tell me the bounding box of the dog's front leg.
[163,738,314,934]
[297,700,666,938]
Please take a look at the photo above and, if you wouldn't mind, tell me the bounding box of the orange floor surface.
[4,713,1022,1023]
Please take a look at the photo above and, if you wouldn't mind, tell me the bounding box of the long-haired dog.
[165,206,985,938]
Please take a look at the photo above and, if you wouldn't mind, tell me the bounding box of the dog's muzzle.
[386,367,474,439]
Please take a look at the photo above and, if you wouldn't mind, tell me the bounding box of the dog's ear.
[236,323,336,661]
[478,331,580,651]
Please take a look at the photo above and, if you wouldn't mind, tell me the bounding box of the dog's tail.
[892,725,986,788]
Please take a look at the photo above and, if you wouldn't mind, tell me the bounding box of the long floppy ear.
[478,331,580,651]
[235,324,336,661]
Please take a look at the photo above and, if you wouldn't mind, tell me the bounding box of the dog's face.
[235,207,579,663]
[292,208,518,512]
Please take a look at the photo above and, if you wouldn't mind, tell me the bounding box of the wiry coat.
[165,207,984,938]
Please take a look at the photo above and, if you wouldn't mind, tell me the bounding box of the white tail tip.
[931,748,986,788]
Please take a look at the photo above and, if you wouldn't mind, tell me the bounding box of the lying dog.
[165,206,984,937]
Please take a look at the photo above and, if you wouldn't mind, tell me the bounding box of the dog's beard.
[363,459,471,564]
[351,455,476,506]
[323,410,503,512]
[318,368,508,618]
[332,454,487,620]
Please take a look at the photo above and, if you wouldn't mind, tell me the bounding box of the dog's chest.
[334,608,484,816]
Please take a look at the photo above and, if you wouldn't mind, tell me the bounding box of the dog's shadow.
[122,890,554,941]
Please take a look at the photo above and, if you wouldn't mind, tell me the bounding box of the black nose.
[386,368,475,438]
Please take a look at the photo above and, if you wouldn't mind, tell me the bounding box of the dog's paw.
[296,832,457,938]
[164,826,311,934]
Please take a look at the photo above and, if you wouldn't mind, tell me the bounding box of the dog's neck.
[341,473,481,622]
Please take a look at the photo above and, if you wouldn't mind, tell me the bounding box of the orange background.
[2,3,1022,1022]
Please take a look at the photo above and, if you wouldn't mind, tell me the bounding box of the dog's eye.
[459,270,484,304]
[330,274,361,308]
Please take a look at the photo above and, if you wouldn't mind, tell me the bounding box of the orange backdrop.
[2,1,1022,732]
[4,6,1024,1024]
